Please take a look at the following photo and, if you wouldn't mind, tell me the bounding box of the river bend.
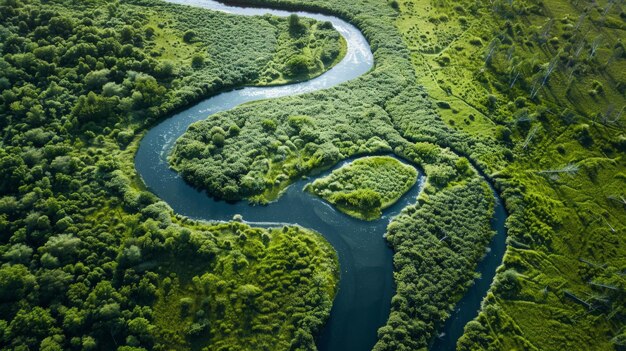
[135,1,507,350]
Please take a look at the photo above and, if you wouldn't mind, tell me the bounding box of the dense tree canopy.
[304,156,418,220]
[1,0,624,349]
[0,0,343,350]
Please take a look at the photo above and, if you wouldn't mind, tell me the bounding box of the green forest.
[1,0,625,350]
[304,156,418,220]
[0,0,341,350]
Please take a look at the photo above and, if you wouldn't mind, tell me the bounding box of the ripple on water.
[135,2,507,351]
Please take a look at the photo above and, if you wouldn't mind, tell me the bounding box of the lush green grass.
[304,156,418,220]
[392,0,626,349]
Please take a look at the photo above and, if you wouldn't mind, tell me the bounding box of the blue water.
[135,1,507,350]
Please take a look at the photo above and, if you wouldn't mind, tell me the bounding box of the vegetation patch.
[2,0,624,348]
[258,14,347,85]
[0,0,342,349]
[376,178,495,350]
[148,222,338,351]
[304,156,418,220]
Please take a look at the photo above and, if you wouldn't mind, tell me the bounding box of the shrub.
[285,55,310,75]
[191,54,205,68]
[183,30,195,43]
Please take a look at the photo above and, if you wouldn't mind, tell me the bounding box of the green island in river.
[0,0,624,350]
[304,156,418,220]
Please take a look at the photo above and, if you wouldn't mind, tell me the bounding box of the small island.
[304,156,418,220]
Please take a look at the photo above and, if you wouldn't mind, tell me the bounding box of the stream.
[135,1,507,350]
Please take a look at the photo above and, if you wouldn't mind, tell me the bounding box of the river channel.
[135,1,507,350]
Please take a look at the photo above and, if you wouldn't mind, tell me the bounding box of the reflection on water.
[136,1,507,351]
[135,2,402,350]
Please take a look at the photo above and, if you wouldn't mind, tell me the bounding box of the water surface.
[136,2,402,349]
[136,1,507,350]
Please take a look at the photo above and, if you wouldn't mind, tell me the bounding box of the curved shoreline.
[135,2,391,350]
[136,1,508,350]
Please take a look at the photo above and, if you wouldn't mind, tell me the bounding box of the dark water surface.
[430,183,507,350]
[135,1,507,350]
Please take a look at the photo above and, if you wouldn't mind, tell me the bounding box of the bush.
[191,54,205,68]
[285,55,310,75]
[183,30,195,43]
[306,156,418,219]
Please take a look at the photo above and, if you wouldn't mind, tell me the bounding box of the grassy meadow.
[394,0,626,349]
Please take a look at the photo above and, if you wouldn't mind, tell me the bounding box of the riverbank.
[137,2,510,351]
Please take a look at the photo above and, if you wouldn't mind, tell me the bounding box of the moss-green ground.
[394,0,626,349]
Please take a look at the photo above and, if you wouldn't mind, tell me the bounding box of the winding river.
[135,1,507,350]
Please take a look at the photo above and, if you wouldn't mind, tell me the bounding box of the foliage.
[0,0,342,350]
[146,222,337,351]
[169,103,402,203]
[393,0,626,349]
[374,178,494,350]
[304,156,418,220]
